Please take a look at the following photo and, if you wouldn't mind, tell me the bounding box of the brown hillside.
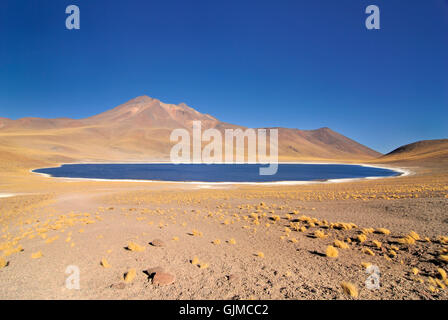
[378,139,448,165]
[0,95,381,170]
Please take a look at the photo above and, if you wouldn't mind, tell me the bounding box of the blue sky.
[0,0,447,153]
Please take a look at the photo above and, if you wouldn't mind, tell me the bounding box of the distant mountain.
[0,95,381,166]
[85,96,219,128]
[379,139,448,164]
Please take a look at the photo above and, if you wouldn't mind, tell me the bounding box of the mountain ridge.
[0,95,382,167]
[378,139,448,164]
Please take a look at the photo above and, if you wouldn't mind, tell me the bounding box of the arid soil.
[0,162,447,300]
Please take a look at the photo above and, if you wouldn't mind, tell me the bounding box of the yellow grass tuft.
[361,262,372,269]
[341,282,358,298]
[124,268,136,282]
[31,251,43,259]
[127,241,145,252]
[298,215,310,222]
[333,222,357,230]
[439,236,448,244]
[101,258,111,268]
[428,276,437,286]
[314,230,327,239]
[362,248,375,256]
[356,234,367,243]
[375,228,391,235]
[2,244,23,257]
[429,285,437,293]
[398,236,416,245]
[408,231,420,241]
[45,236,59,244]
[326,246,339,258]
[0,257,7,268]
[388,249,397,257]
[412,268,419,276]
[435,278,446,289]
[199,262,209,269]
[257,252,265,258]
[334,240,349,249]
[191,256,199,265]
[172,236,179,241]
[438,268,447,280]
[362,228,375,234]
[228,238,236,245]
[212,239,221,245]
[439,255,448,263]
[372,240,382,249]
[192,229,203,237]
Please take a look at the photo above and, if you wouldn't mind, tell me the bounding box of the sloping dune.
[377,139,448,166]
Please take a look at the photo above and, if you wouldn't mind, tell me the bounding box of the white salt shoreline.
[0,193,17,198]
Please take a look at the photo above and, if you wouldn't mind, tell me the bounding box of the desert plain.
[0,98,447,300]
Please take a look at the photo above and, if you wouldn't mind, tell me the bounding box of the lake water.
[33,163,400,183]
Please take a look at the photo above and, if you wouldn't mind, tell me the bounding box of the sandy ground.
[0,162,447,300]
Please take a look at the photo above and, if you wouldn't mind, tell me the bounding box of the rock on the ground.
[110,283,126,290]
[152,272,175,286]
[150,239,165,247]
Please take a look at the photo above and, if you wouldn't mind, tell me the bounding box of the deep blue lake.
[33,163,400,183]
